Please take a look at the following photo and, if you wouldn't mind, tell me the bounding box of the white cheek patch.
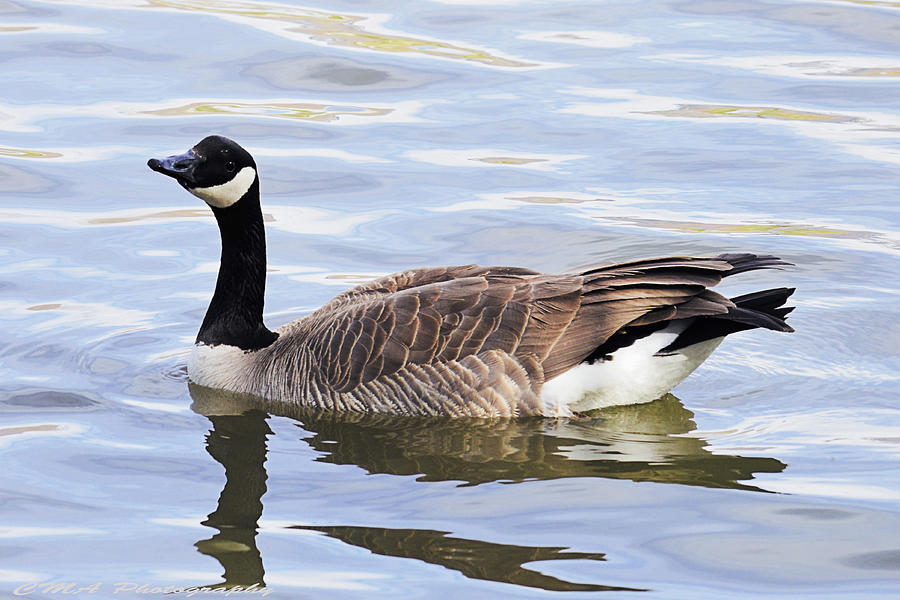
[188,166,256,208]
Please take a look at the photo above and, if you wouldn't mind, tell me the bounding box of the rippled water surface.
[2,0,900,598]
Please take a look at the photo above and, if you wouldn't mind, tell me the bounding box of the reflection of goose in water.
[191,384,785,491]
[193,410,271,590]
[188,384,786,591]
[287,524,646,592]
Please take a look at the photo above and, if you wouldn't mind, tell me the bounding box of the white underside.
[541,320,724,414]
[188,343,256,392]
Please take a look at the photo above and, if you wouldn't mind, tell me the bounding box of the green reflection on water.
[187,385,785,591]
[600,216,900,251]
[143,101,392,122]
[147,0,534,68]
[838,67,900,77]
[650,104,858,123]
[0,423,61,437]
[475,156,548,166]
[836,0,900,8]
[0,146,63,159]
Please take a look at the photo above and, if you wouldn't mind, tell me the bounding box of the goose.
[148,135,795,418]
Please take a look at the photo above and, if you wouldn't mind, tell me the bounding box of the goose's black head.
[148,135,257,209]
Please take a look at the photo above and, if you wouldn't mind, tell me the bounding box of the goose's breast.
[188,343,258,392]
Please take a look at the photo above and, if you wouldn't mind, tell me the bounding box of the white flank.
[188,166,256,208]
[188,343,256,391]
[542,320,724,413]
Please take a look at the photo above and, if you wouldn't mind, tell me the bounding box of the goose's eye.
[224,161,236,173]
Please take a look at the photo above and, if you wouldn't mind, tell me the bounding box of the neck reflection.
[195,408,271,589]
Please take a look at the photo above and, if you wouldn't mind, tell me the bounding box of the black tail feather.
[728,287,796,309]
[660,287,795,353]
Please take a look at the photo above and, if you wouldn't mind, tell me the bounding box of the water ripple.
[35,0,540,68]
[651,53,900,80]
[432,191,900,254]
[1,205,374,236]
[560,87,900,168]
[0,97,425,134]
[0,23,102,35]
[405,148,587,172]
[519,30,649,49]
[142,100,410,124]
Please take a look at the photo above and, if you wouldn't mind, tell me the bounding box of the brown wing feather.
[294,253,788,394]
[316,265,540,313]
[302,268,582,394]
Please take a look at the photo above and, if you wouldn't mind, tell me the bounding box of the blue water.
[2,0,900,598]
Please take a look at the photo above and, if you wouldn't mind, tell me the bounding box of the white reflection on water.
[405,148,587,172]
[0,205,372,236]
[187,261,384,289]
[281,269,387,287]
[118,398,192,414]
[432,190,900,255]
[519,30,649,49]
[651,53,900,80]
[0,301,157,341]
[424,0,540,4]
[432,191,602,212]
[0,23,102,35]
[0,525,102,538]
[762,478,900,500]
[0,145,127,161]
[262,571,388,591]
[0,569,45,582]
[702,343,900,387]
[706,409,900,457]
[560,87,900,168]
[255,147,391,163]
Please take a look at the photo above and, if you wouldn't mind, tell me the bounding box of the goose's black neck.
[197,179,278,351]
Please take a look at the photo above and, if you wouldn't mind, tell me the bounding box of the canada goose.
[149,135,794,417]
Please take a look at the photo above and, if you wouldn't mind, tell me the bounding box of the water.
[2,0,900,597]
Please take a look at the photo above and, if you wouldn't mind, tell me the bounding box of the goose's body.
[150,136,794,418]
